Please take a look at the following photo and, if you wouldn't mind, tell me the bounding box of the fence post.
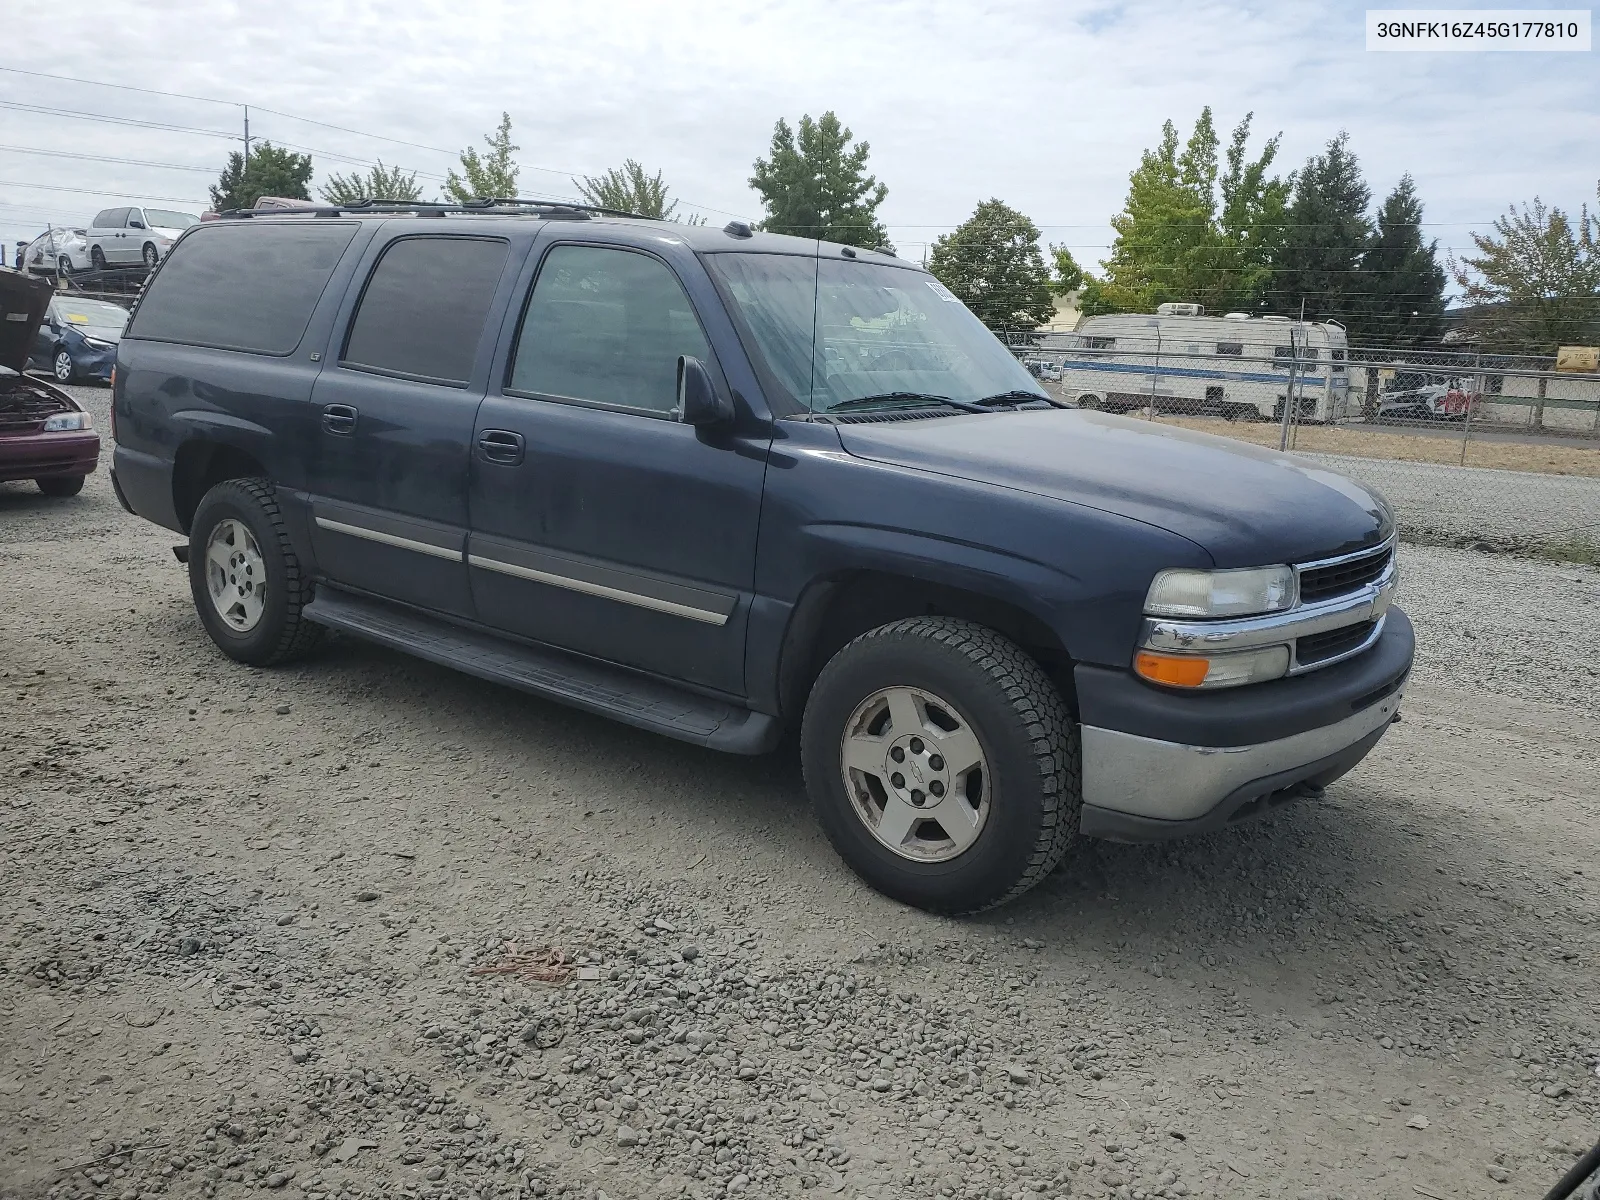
[1147,329,1160,420]
[1279,324,1299,451]
[1460,347,1482,466]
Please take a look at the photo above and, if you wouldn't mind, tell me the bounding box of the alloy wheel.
[838,684,991,862]
[204,518,268,633]
[53,350,73,382]
[142,243,159,269]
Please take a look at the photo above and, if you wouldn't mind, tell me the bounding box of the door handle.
[477,429,525,465]
[322,403,358,435]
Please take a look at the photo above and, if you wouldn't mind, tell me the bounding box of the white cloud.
[2,0,1597,267]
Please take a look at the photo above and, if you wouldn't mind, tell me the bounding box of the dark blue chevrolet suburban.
[108,202,1412,913]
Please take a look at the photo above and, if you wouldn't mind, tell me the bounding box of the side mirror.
[128,220,146,230]
[676,356,734,427]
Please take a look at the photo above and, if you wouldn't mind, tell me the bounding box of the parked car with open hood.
[109,202,1412,914]
[85,206,200,270]
[28,295,129,384]
[1,271,100,496]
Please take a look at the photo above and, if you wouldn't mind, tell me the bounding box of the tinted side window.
[341,237,509,386]
[508,245,710,414]
[91,209,116,228]
[127,222,359,355]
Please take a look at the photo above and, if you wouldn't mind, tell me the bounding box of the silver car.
[22,228,93,277]
[85,206,200,270]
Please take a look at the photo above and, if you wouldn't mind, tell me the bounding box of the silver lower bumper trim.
[1080,678,1406,822]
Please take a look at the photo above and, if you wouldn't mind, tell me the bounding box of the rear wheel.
[57,255,73,278]
[188,477,324,666]
[801,617,1080,914]
[1076,394,1101,410]
[36,476,85,497]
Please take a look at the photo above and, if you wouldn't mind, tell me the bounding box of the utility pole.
[242,105,253,165]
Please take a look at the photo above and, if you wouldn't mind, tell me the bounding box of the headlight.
[1135,645,1290,690]
[1144,565,1297,618]
[42,412,92,432]
[82,336,114,349]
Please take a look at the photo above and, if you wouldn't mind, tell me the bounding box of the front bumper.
[0,430,101,482]
[1076,606,1413,841]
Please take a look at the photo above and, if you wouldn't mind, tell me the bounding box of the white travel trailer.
[1057,304,1352,422]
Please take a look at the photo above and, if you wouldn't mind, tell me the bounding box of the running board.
[301,588,781,754]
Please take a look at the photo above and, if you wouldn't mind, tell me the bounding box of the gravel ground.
[3,384,1598,1200]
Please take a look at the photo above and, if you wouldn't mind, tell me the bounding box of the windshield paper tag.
[925,280,960,303]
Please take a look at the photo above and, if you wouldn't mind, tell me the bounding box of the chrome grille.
[1298,542,1393,605]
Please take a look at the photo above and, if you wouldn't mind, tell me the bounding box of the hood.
[0,270,53,374]
[834,408,1392,567]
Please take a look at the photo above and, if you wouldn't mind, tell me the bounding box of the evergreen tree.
[928,199,1056,331]
[319,161,425,205]
[750,112,890,249]
[574,159,702,222]
[1357,175,1446,345]
[444,113,520,202]
[1081,109,1287,316]
[1263,133,1372,322]
[208,143,313,212]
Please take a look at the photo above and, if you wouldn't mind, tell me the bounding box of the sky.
[2,0,1598,280]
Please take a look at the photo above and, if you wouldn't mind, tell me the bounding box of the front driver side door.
[467,240,771,698]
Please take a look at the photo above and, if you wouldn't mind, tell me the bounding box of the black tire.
[1077,394,1100,410]
[142,242,159,269]
[57,256,73,278]
[801,617,1080,915]
[90,245,106,271]
[52,347,74,383]
[188,477,324,667]
[36,475,85,497]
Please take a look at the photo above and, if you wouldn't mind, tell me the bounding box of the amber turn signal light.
[1134,651,1210,688]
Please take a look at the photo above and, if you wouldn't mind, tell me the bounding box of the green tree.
[208,143,313,212]
[1357,175,1446,345]
[1263,132,1372,321]
[928,199,1056,331]
[1049,244,1083,295]
[444,113,520,202]
[573,159,702,222]
[749,112,890,249]
[319,161,425,205]
[1451,187,1600,353]
[1082,109,1288,316]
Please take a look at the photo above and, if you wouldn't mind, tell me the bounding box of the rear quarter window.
[127,222,359,356]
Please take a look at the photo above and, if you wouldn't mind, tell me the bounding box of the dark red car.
[1,270,100,496]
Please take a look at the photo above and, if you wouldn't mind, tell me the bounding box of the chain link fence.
[1005,327,1600,560]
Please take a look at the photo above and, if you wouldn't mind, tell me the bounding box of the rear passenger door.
[466,238,771,697]
[304,231,518,618]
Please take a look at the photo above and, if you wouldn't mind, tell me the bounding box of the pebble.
[275,704,291,715]
[356,891,379,902]
[424,1166,445,1181]
[616,1125,641,1147]
[1487,1164,1511,1183]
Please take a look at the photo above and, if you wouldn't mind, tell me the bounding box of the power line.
[0,64,239,108]
[0,100,238,139]
[0,144,215,173]
[0,179,206,204]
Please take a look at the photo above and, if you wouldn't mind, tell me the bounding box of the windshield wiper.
[976,390,1058,408]
[824,392,990,414]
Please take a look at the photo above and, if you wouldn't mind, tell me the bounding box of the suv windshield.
[143,209,199,230]
[707,253,1047,413]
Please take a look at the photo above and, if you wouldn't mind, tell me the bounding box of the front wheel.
[53,348,74,383]
[90,245,106,271]
[141,242,159,269]
[188,477,325,666]
[37,476,85,497]
[57,255,73,278]
[801,617,1080,914]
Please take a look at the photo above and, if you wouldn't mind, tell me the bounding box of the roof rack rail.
[216,197,652,221]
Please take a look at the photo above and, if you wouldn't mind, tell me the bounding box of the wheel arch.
[172,439,269,533]
[776,570,1077,726]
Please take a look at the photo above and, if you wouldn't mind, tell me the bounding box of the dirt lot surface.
[3,388,1598,1200]
[1151,416,1600,478]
